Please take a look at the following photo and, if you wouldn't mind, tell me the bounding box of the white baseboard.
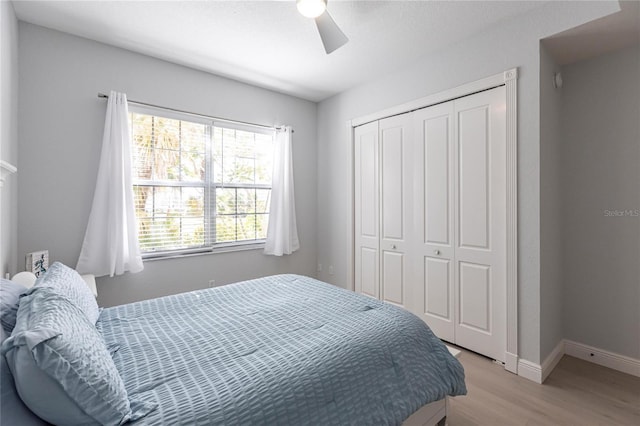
[517,339,564,384]
[504,351,518,374]
[516,339,640,384]
[564,340,640,378]
[541,339,565,382]
[517,359,542,383]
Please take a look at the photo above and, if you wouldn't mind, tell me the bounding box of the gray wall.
[539,44,565,360]
[17,23,318,307]
[561,45,640,359]
[12,2,634,365]
[0,0,19,277]
[315,1,619,364]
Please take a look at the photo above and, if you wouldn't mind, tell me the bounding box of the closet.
[354,113,413,311]
[354,86,507,362]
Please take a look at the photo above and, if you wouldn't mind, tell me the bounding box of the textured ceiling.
[11,1,561,101]
[12,0,553,101]
[543,0,639,66]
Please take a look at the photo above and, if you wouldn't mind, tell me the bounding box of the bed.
[2,267,466,425]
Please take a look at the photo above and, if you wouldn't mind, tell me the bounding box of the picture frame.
[26,250,49,278]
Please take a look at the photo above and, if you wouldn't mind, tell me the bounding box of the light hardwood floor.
[447,347,640,425]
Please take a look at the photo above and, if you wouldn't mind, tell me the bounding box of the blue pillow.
[0,278,28,333]
[33,262,100,324]
[1,287,154,425]
[0,327,49,425]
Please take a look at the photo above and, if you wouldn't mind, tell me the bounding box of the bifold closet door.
[454,86,506,363]
[354,121,380,299]
[378,114,412,309]
[354,114,412,309]
[412,86,506,362]
[412,101,456,342]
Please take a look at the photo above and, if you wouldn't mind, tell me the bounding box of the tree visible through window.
[129,107,274,256]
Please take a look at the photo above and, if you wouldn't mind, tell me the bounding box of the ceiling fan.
[296,0,348,54]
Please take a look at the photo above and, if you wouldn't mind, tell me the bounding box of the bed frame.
[403,398,448,426]
[402,345,461,426]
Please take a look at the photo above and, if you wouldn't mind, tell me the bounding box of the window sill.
[141,242,266,262]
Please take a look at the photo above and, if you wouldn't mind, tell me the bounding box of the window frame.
[129,104,275,260]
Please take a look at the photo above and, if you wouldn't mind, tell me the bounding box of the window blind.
[129,107,274,256]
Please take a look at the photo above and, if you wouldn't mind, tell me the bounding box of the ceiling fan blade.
[314,10,348,54]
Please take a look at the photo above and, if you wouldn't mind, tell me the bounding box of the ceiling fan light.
[297,0,326,19]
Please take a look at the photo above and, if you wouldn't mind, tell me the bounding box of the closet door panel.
[425,114,451,246]
[381,127,405,240]
[458,107,490,250]
[412,102,455,342]
[379,114,412,309]
[458,261,491,332]
[454,86,506,362]
[382,251,404,306]
[424,257,451,319]
[354,121,380,298]
[360,139,378,238]
[360,247,378,299]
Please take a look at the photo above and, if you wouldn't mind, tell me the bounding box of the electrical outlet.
[328,265,334,275]
[317,263,323,272]
[209,280,216,288]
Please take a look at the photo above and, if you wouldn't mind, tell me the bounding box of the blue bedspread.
[97,274,466,425]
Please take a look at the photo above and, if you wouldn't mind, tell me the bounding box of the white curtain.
[76,91,143,277]
[264,126,300,256]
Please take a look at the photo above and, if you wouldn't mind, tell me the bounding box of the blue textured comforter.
[97,274,466,425]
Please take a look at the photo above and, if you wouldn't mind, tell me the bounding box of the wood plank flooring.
[447,347,640,425]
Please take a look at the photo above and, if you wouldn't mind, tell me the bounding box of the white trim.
[351,71,508,128]
[504,69,519,373]
[541,339,565,382]
[505,351,519,374]
[517,359,542,384]
[142,242,266,262]
[564,339,640,378]
[517,339,640,384]
[130,103,214,126]
[346,120,355,291]
[347,69,519,372]
[0,160,17,187]
[126,99,278,135]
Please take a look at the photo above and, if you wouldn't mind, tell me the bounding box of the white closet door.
[354,121,380,299]
[454,86,506,362]
[412,102,456,341]
[379,114,413,309]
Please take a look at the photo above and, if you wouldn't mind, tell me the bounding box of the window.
[129,106,274,257]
